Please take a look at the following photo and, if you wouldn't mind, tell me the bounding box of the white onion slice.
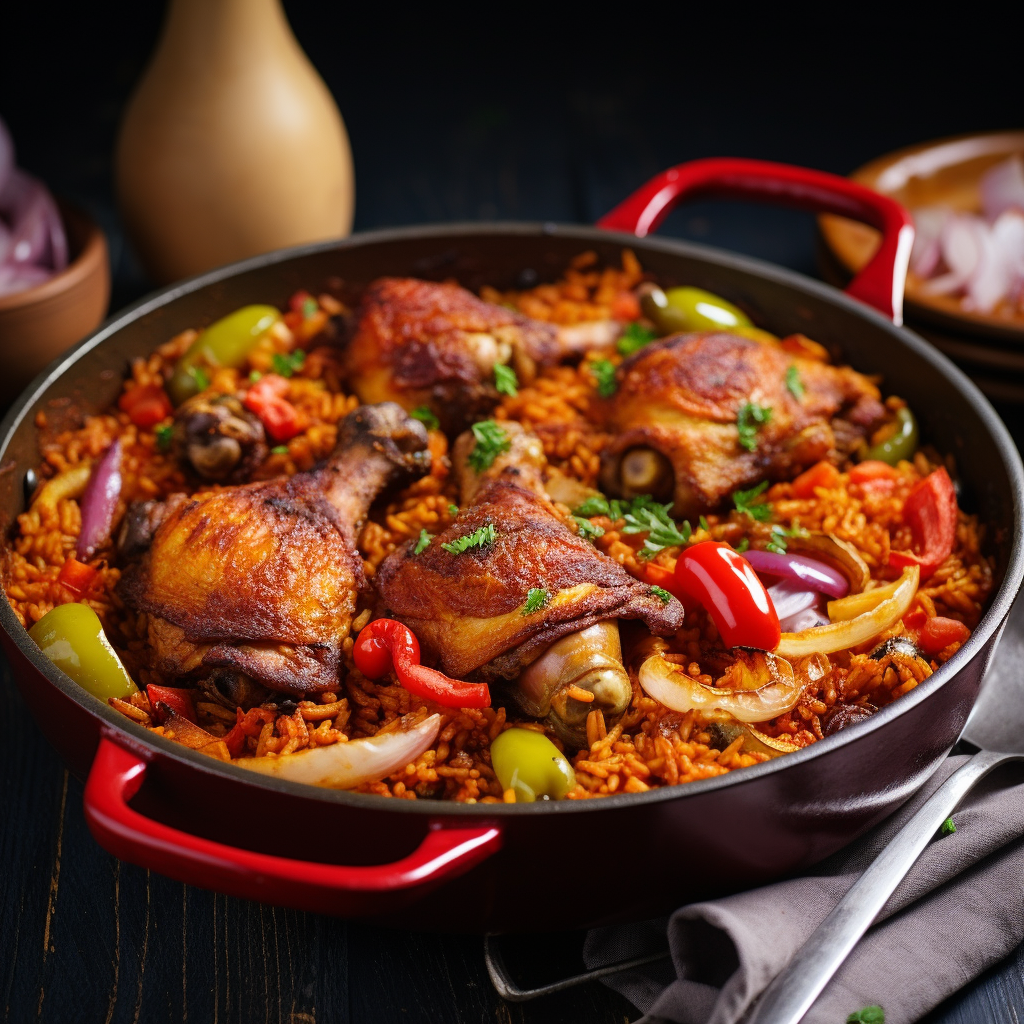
[909,206,950,278]
[779,598,829,634]
[923,214,986,295]
[766,578,819,621]
[980,156,1024,221]
[234,713,441,789]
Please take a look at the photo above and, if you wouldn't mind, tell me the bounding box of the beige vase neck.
[116,0,354,284]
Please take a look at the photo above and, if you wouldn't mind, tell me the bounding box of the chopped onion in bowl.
[233,713,441,788]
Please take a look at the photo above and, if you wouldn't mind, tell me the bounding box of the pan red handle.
[597,157,914,325]
[83,735,501,914]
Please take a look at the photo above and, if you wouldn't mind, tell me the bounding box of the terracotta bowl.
[0,202,110,409]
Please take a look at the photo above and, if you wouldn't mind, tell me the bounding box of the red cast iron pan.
[1,160,1021,933]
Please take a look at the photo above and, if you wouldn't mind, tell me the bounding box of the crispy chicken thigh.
[600,332,887,516]
[117,404,429,696]
[375,421,684,744]
[342,277,618,430]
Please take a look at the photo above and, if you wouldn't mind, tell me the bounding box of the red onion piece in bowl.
[745,549,849,598]
[76,440,123,560]
[0,117,12,198]
[981,156,1024,221]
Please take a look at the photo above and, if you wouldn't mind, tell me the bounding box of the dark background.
[2,3,1023,1022]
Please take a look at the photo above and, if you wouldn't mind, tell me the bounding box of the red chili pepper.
[353,619,491,708]
[146,684,197,724]
[889,467,958,579]
[673,542,780,651]
[917,615,970,656]
[57,557,99,597]
[244,373,301,442]
[118,383,173,428]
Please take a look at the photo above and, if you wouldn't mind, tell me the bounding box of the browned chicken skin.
[600,332,887,516]
[117,403,430,696]
[375,421,684,744]
[342,277,619,430]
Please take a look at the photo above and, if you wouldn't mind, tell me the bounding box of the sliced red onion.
[0,262,50,298]
[779,598,830,634]
[76,439,123,560]
[963,210,1024,313]
[766,578,819,621]
[980,156,1024,221]
[0,118,12,199]
[909,206,950,278]
[923,213,986,295]
[744,549,849,598]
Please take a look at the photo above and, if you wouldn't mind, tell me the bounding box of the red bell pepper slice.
[889,467,958,579]
[118,383,173,428]
[57,557,99,598]
[353,619,490,708]
[672,541,781,651]
[146,684,197,724]
[244,373,301,442]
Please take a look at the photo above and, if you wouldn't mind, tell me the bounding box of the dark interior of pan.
[2,224,1022,930]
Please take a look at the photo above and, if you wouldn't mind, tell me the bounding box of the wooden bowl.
[818,131,1024,400]
[0,202,110,409]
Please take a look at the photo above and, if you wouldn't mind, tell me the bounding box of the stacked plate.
[818,131,1024,403]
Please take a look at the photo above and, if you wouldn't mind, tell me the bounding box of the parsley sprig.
[736,401,773,452]
[522,587,550,615]
[411,406,439,431]
[732,481,771,522]
[573,516,605,542]
[621,501,692,560]
[271,349,306,378]
[785,365,805,400]
[494,363,518,397]
[441,522,497,554]
[155,424,174,452]
[650,585,673,604]
[467,420,511,472]
[846,1007,885,1024]
[413,529,432,555]
[616,322,656,357]
[590,359,618,398]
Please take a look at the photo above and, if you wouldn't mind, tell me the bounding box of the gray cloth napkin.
[584,756,1024,1024]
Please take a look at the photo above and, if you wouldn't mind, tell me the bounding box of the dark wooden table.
[3,6,1023,1021]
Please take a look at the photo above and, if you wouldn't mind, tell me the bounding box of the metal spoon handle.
[746,749,1022,1024]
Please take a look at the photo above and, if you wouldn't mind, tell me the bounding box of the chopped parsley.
[574,494,612,517]
[494,363,518,397]
[616,322,656,357]
[301,296,319,318]
[573,516,605,542]
[447,504,459,516]
[154,424,174,452]
[785,365,805,400]
[846,1007,884,1024]
[590,359,618,398]
[270,445,289,455]
[734,537,750,553]
[441,522,497,554]
[413,529,432,555]
[766,525,789,554]
[249,370,262,383]
[650,585,673,604]
[271,349,306,378]
[736,401,773,452]
[698,515,709,532]
[940,817,956,837]
[732,481,771,522]
[411,406,440,431]
[467,420,511,472]
[522,587,550,615]
[621,501,692,560]
[188,365,210,392]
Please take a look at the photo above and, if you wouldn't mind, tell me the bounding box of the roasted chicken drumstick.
[118,403,429,697]
[375,421,684,744]
[600,331,888,517]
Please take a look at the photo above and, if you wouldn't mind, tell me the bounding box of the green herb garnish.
[413,529,432,555]
[301,296,319,318]
[736,401,773,452]
[155,424,174,452]
[249,370,262,383]
[698,515,709,532]
[765,525,789,554]
[616,322,656,357]
[846,1007,884,1024]
[467,420,511,472]
[734,537,750,553]
[411,406,440,431]
[271,349,306,378]
[574,494,611,517]
[573,516,605,542]
[732,481,771,522]
[270,445,289,455]
[650,585,673,604]
[441,522,497,554]
[621,501,691,560]
[940,817,956,837]
[188,365,210,392]
[522,587,550,615]
[494,363,518,397]
[785,365,805,400]
[590,359,618,398]
[448,504,459,516]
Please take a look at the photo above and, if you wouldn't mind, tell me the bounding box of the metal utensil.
[746,594,1024,1024]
